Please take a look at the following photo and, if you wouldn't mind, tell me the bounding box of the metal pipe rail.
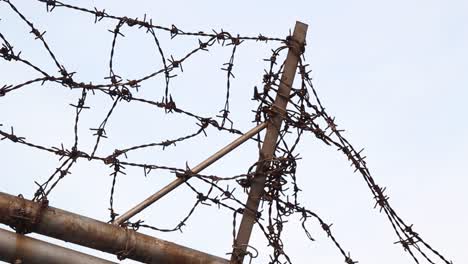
[0,227,117,264]
[0,192,229,264]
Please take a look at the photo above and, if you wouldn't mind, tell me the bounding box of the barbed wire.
[0,0,452,263]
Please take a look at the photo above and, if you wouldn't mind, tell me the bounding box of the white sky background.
[0,0,467,263]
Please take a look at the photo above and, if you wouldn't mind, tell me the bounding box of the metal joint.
[8,195,48,235]
[116,228,137,260]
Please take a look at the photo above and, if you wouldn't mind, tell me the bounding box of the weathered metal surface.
[0,227,116,264]
[113,122,268,225]
[0,192,228,264]
[230,21,308,264]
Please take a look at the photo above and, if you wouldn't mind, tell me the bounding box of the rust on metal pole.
[0,227,117,264]
[230,21,308,264]
[113,122,267,225]
[0,192,229,264]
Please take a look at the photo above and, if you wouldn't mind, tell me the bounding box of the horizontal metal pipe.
[0,192,228,264]
[113,122,267,225]
[0,227,116,264]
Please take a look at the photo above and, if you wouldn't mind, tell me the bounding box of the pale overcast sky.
[0,0,466,263]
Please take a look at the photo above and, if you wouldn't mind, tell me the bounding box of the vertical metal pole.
[230,21,308,264]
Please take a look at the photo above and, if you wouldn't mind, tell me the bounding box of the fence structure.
[0,1,453,263]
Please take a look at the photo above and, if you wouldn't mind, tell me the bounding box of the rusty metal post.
[0,227,117,264]
[230,21,308,264]
[0,192,229,264]
[114,122,267,225]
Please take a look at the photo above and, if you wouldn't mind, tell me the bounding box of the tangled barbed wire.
[0,0,452,263]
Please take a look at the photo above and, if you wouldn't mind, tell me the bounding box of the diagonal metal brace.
[113,122,267,225]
